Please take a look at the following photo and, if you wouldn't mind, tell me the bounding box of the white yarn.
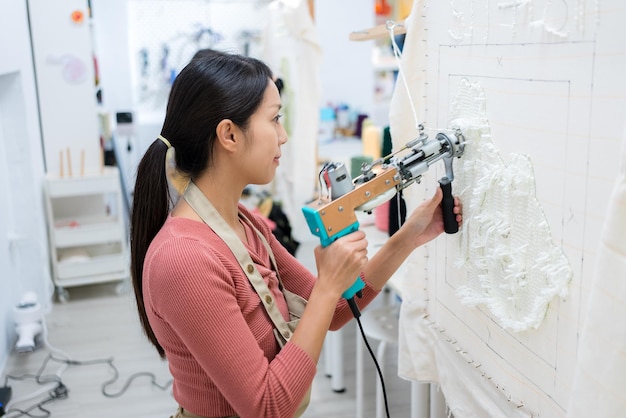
[451,78,573,332]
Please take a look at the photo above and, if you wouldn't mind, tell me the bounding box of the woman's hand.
[313,231,369,299]
[401,186,463,248]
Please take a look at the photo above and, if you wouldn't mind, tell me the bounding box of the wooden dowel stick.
[59,150,64,178]
[66,147,73,177]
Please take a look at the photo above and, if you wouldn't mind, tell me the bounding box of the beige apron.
[170,182,310,418]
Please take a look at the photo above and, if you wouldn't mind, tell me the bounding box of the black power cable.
[3,353,172,418]
[347,297,391,418]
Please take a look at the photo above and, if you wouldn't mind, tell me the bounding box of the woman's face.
[239,80,288,185]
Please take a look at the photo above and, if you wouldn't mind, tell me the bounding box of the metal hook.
[386,20,398,31]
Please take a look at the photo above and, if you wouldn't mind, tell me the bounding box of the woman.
[130,49,461,418]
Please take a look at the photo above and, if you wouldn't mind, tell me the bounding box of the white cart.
[44,166,130,302]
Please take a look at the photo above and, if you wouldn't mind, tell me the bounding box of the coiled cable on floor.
[2,352,172,417]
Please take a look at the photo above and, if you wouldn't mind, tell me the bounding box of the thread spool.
[361,119,381,160]
[375,201,390,232]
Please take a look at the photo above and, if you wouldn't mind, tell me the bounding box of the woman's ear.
[215,119,238,152]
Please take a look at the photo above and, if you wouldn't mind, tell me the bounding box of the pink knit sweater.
[143,205,379,417]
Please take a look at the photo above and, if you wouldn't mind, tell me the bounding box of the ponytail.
[130,140,170,358]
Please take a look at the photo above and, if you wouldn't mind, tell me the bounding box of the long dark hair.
[130,49,273,357]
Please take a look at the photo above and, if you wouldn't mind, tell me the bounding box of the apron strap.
[238,212,283,286]
[183,182,295,343]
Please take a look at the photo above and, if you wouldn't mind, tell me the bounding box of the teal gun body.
[302,206,365,299]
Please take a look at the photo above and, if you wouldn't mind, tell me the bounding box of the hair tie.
[158,134,172,149]
[158,134,190,203]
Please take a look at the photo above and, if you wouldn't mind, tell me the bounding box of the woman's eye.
[273,114,283,123]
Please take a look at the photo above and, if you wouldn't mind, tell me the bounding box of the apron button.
[284,330,291,338]
[265,295,272,304]
[247,264,254,273]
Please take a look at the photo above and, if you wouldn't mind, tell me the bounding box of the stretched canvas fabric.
[391,5,537,415]
[392,0,626,416]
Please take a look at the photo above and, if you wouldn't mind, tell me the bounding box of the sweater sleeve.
[144,233,317,418]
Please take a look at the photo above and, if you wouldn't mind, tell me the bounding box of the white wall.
[0,0,51,374]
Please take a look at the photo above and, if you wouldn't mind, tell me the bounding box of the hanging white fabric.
[567,123,626,417]
[261,0,322,243]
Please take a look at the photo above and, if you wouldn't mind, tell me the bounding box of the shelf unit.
[44,166,129,302]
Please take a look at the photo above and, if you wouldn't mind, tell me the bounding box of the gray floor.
[3,236,414,418]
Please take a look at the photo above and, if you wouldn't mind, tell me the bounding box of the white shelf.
[57,251,127,281]
[46,167,120,197]
[52,214,122,245]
